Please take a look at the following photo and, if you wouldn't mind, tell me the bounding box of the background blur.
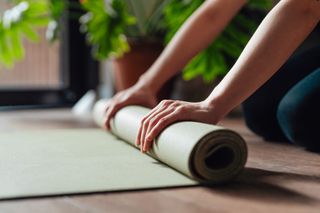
[1,0,303,110]
[0,1,61,89]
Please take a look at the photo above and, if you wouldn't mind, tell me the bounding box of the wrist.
[136,71,164,95]
[135,74,158,96]
[202,94,230,122]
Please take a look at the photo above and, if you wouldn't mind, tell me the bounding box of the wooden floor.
[0,109,319,213]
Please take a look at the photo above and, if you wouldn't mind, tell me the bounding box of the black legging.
[242,45,320,152]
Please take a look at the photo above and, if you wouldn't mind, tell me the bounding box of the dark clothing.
[242,44,320,152]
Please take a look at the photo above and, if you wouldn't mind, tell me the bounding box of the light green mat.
[0,129,195,199]
[0,103,247,199]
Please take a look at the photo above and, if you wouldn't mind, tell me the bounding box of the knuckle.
[147,133,154,139]
[175,106,185,113]
[161,99,173,106]
[160,101,167,107]
[171,102,180,107]
[149,117,158,126]
[159,117,167,124]
[142,119,150,128]
[168,101,179,109]
[147,130,156,139]
[140,117,147,124]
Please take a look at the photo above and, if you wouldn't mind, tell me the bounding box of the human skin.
[104,0,247,130]
[105,0,320,153]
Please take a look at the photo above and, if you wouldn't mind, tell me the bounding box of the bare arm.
[206,0,320,121]
[138,0,247,93]
[137,0,320,152]
[104,0,247,129]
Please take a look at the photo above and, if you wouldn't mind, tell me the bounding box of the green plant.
[0,0,51,68]
[79,0,170,59]
[0,0,83,69]
[80,0,271,82]
[1,0,271,84]
[79,0,135,60]
[0,0,170,67]
[164,0,272,83]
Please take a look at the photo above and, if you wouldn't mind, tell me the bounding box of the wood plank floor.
[0,109,319,213]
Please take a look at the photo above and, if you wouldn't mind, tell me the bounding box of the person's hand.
[104,83,158,130]
[136,99,220,153]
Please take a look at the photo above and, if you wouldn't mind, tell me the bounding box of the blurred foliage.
[79,0,135,59]
[45,0,66,42]
[0,0,272,82]
[164,0,272,83]
[79,0,170,59]
[124,0,170,38]
[0,0,171,67]
[0,0,51,68]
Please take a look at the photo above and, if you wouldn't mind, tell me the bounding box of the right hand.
[104,83,158,130]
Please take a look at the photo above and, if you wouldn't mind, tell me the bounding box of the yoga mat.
[0,129,195,200]
[94,100,248,184]
[0,101,247,199]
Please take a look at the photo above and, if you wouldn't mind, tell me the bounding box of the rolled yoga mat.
[0,100,247,200]
[93,99,248,184]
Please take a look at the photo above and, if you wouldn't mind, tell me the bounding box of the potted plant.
[0,0,172,97]
[79,0,271,98]
[79,0,171,93]
[0,0,271,100]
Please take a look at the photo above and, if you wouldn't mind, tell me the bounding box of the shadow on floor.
[207,167,320,204]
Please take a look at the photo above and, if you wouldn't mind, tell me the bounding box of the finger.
[142,107,175,152]
[145,99,172,118]
[139,120,149,153]
[136,116,148,146]
[104,102,123,130]
[102,105,111,128]
[135,100,170,146]
[144,110,182,152]
[136,109,160,146]
[139,102,171,152]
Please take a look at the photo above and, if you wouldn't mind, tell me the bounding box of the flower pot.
[112,39,174,99]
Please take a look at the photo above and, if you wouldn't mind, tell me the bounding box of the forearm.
[206,0,320,120]
[137,0,246,93]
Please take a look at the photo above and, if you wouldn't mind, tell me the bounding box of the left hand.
[136,99,220,153]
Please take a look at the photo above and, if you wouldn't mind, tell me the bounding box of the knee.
[276,97,301,143]
[277,91,320,152]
